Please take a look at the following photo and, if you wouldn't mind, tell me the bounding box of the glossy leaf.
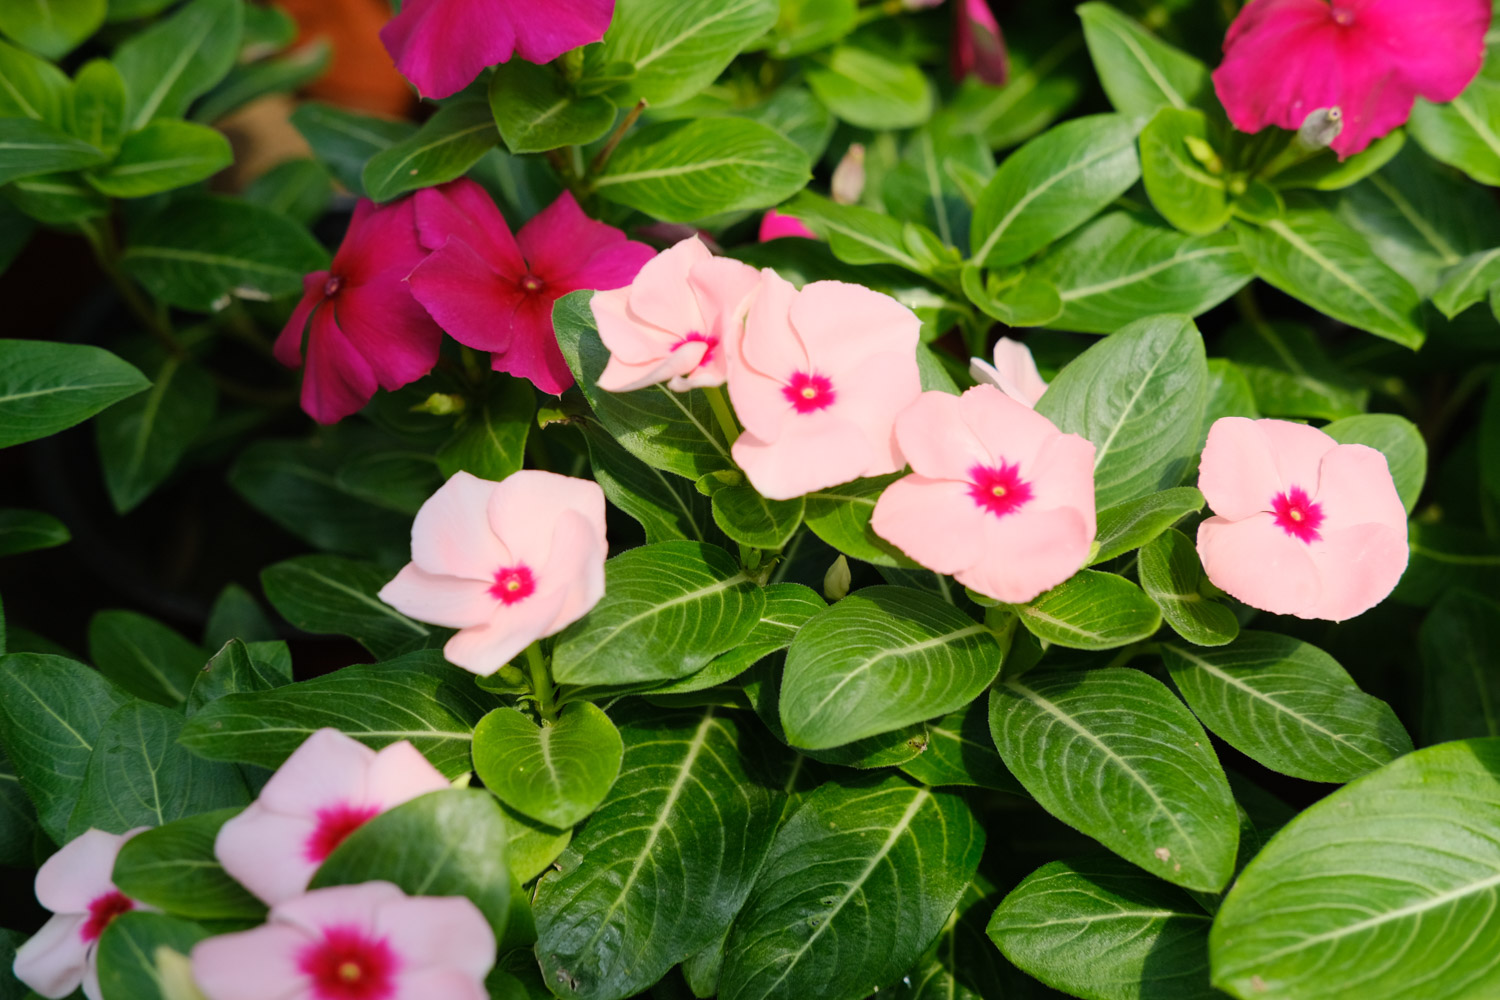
[261,554,432,659]
[0,116,107,185]
[802,473,914,567]
[88,609,203,706]
[0,339,148,446]
[1419,589,1500,743]
[86,119,231,198]
[1434,246,1500,319]
[490,62,614,154]
[0,508,69,556]
[95,912,210,1000]
[94,353,216,513]
[1077,2,1208,117]
[242,157,333,226]
[1140,107,1231,236]
[784,191,951,278]
[1219,320,1368,421]
[0,37,69,123]
[806,42,934,130]
[1408,56,1500,186]
[702,473,804,550]
[600,0,778,108]
[646,583,825,697]
[289,101,416,196]
[0,0,105,60]
[1322,413,1426,514]
[1011,570,1162,650]
[438,376,533,483]
[473,703,623,829]
[899,697,1026,796]
[363,99,498,202]
[583,422,715,545]
[187,638,285,715]
[948,28,1086,151]
[113,0,243,129]
[1091,487,1205,565]
[1140,528,1238,647]
[112,807,267,921]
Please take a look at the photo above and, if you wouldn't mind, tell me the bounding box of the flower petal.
[871,475,991,575]
[273,882,405,939]
[537,509,608,633]
[214,804,320,906]
[1304,521,1410,621]
[378,564,498,630]
[409,471,511,581]
[491,291,574,395]
[791,280,920,376]
[1259,418,1337,494]
[614,236,713,342]
[408,238,528,355]
[393,968,489,1000]
[891,390,992,482]
[1198,416,1287,521]
[507,0,615,65]
[970,337,1047,408]
[1197,513,1322,617]
[833,350,924,476]
[299,306,378,425]
[519,191,649,289]
[443,587,570,675]
[364,742,450,811]
[255,728,375,816]
[487,470,608,570]
[374,896,495,979]
[1024,429,1099,539]
[273,273,328,370]
[12,914,89,999]
[379,0,516,100]
[189,924,308,1000]
[413,179,524,274]
[333,279,444,393]
[1313,443,1407,531]
[958,505,1092,605]
[35,829,132,914]
[732,414,875,501]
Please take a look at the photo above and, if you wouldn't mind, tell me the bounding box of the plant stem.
[524,641,558,724]
[588,99,647,177]
[703,385,741,446]
[80,219,185,359]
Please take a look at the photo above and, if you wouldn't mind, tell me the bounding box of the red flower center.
[299,925,399,1000]
[490,565,536,605]
[304,802,381,863]
[1271,485,1325,543]
[520,274,545,292]
[81,891,135,943]
[323,275,343,298]
[782,371,836,413]
[968,462,1034,518]
[671,331,718,368]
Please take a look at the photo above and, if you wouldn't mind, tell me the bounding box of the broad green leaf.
[583,422,716,544]
[95,912,209,1000]
[289,101,416,196]
[202,584,277,649]
[1409,55,1500,186]
[1396,522,1500,607]
[883,122,993,249]
[600,0,778,109]
[1011,570,1162,651]
[1323,413,1426,514]
[1484,372,1500,500]
[113,0,243,129]
[802,473,914,567]
[949,26,1086,151]
[3,168,109,225]
[187,638,284,715]
[551,540,764,686]
[242,157,333,226]
[1140,528,1238,647]
[0,0,104,60]
[731,85,834,162]
[970,113,1141,269]
[437,376,533,483]
[960,262,1064,327]
[1271,130,1405,191]
[490,62,614,155]
[94,353,216,513]
[0,38,70,123]
[0,754,40,867]
[990,668,1238,892]
[1209,738,1500,1000]
[784,190,952,278]
[66,59,126,151]
[332,448,443,517]
[702,473,804,550]
[762,0,856,58]
[87,119,231,197]
[0,653,130,842]
[0,508,69,556]
[112,808,267,921]
[1036,314,1209,510]
[533,707,782,999]
[898,697,1026,796]
[1091,487,1205,564]
[504,800,571,885]
[718,774,984,1000]
[646,583,825,696]
[1420,589,1500,743]
[189,40,331,126]
[88,609,203,706]
[989,856,1217,1000]
[1140,107,1231,236]
[1219,320,1368,421]
[1164,632,1412,784]
[806,42,934,130]
[595,118,810,223]
[780,585,1000,750]
[1077,2,1208,117]
[261,554,432,659]
[1434,246,1500,318]
[473,703,623,829]
[363,99,498,202]
[0,340,147,450]
[179,650,499,779]
[0,116,106,184]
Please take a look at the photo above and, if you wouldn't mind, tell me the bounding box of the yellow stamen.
[801,387,817,399]
[1289,509,1303,521]
[338,962,363,983]
[992,486,1007,498]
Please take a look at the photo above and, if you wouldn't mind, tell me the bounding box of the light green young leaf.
[0,38,71,123]
[67,58,127,151]
[806,42,934,130]
[1408,54,1500,186]
[1077,1,1209,117]
[489,62,614,155]
[1140,106,1231,236]
[0,0,105,60]
[1139,528,1238,647]
[0,116,107,185]
[600,0,778,109]
[87,118,231,198]
[1011,570,1163,651]
[113,0,243,128]
[473,703,623,829]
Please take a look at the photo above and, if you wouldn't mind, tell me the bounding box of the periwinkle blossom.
[969,337,1048,408]
[872,385,1097,604]
[215,728,449,906]
[1196,417,1408,621]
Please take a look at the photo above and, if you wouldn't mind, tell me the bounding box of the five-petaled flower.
[872,385,1097,604]
[191,881,495,1000]
[378,470,608,673]
[969,337,1048,408]
[1196,417,1408,621]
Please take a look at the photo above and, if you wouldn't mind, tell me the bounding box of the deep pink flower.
[725,272,922,501]
[953,0,1008,86]
[969,337,1047,408]
[191,882,495,1000]
[1196,417,1408,621]
[275,198,443,425]
[872,386,1097,604]
[1212,0,1491,158]
[378,470,608,674]
[215,729,449,906]
[408,179,654,395]
[758,210,816,242]
[13,828,150,1000]
[380,0,615,100]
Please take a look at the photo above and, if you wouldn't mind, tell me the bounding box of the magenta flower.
[969,337,1048,409]
[408,179,654,395]
[953,0,1008,86]
[758,210,817,242]
[191,882,495,1000]
[13,828,150,1000]
[378,470,608,674]
[380,0,615,100]
[215,729,448,906]
[1196,417,1408,621]
[725,272,922,501]
[872,386,1097,604]
[593,236,762,393]
[275,198,443,425]
[1212,0,1491,159]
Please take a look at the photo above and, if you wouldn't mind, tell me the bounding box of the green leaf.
[1408,55,1500,186]
[1419,589,1500,743]
[0,38,70,123]
[1270,130,1405,191]
[730,85,834,162]
[362,99,498,203]
[989,857,1217,1000]
[0,116,106,184]
[1140,107,1231,236]
[783,191,952,278]
[596,117,810,223]
[762,0,856,58]
[489,62,614,155]
[0,754,40,868]
[113,0,243,129]
[203,584,276,649]
[551,540,764,686]
[533,707,783,999]
[1396,522,1500,607]
[1077,2,1208,117]
[1484,372,1500,501]
[1322,413,1426,515]
[970,113,1141,269]
[1011,570,1162,651]
[990,668,1238,892]
[718,774,984,1000]
[437,378,532,483]
[112,808,267,921]
[0,653,129,842]
[1036,314,1209,510]
[68,699,249,838]
[242,157,333,227]
[780,585,999,750]
[179,650,498,779]
[190,40,331,126]
[806,42,934,130]
[289,101,416,196]
[702,474,805,550]
[883,122,993,250]
[94,353,216,513]
[1219,320,1368,421]
[88,609,204,706]
[261,554,433,659]
[960,262,1064,327]
[86,118,231,197]
[582,422,716,545]
[898,697,1026,796]
[187,638,287,715]
[0,339,147,449]
[4,168,109,224]
[1091,486,1205,565]
[1209,738,1500,1000]
[1140,528,1238,647]
[0,508,69,556]
[646,583,825,696]
[1163,632,1412,784]
[473,703,623,829]
[0,0,105,60]
[66,59,126,151]
[331,448,442,518]
[1434,247,1500,319]
[600,0,778,109]
[95,912,209,1000]
[803,473,915,567]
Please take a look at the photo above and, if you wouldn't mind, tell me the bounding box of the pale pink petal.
[81,956,103,1000]
[871,475,991,575]
[596,351,687,394]
[1259,419,1336,495]
[970,337,1048,408]
[685,254,763,385]
[734,269,810,389]
[273,882,403,939]
[35,829,132,914]
[408,240,530,355]
[364,743,450,811]
[1198,417,1286,522]
[487,471,607,570]
[759,210,817,242]
[592,285,671,367]
[273,273,328,370]
[537,510,608,632]
[508,0,614,64]
[443,587,570,675]
[664,345,723,391]
[393,968,489,1000]
[791,280,921,375]
[614,237,713,343]
[374,896,495,980]
[892,390,992,482]
[1197,514,1322,617]
[214,805,320,906]
[1313,443,1407,531]
[832,350,923,476]
[13,914,88,999]
[413,179,525,274]
[732,415,876,501]
[1304,522,1410,621]
[492,291,574,394]
[378,564,501,630]
[408,471,511,581]
[190,924,307,1000]
[299,307,378,425]
[255,729,376,816]
[380,0,516,100]
[519,191,648,290]
[957,385,1064,473]
[1024,431,1099,538]
[958,506,1092,604]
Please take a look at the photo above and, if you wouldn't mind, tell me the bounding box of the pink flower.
[408,179,654,395]
[13,828,150,1000]
[872,386,1097,603]
[592,237,762,393]
[380,0,615,100]
[758,210,817,242]
[191,882,495,1000]
[275,198,443,425]
[378,470,607,674]
[1196,417,1408,621]
[969,337,1047,408]
[215,729,448,906]
[953,0,1008,86]
[725,272,922,501]
[1212,0,1491,159]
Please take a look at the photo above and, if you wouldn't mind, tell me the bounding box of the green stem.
[524,641,558,724]
[81,219,184,359]
[703,385,741,446]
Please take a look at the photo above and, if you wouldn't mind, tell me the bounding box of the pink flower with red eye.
[214,729,448,907]
[758,210,817,242]
[1196,417,1408,621]
[12,827,150,1000]
[725,272,922,501]
[191,882,495,1000]
[275,197,444,425]
[969,337,1048,409]
[953,0,1008,85]
[1212,0,1491,159]
[380,0,615,100]
[408,179,655,395]
[592,237,763,394]
[377,470,608,674]
[871,386,1097,604]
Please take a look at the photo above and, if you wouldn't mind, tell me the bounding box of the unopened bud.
[831,144,866,205]
[1183,135,1223,174]
[823,555,851,602]
[157,948,209,1000]
[1297,107,1343,150]
[412,392,466,416]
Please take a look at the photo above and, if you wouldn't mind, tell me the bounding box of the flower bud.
[823,555,851,602]
[831,144,866,205]
[1297,107,1344,149]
